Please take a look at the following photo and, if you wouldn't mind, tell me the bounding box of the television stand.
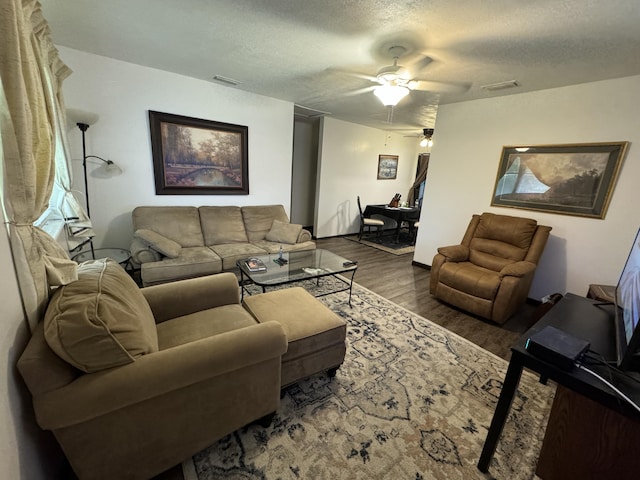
[478,293,640,479]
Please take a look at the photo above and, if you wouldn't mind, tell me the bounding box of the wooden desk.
[477,293,640,478]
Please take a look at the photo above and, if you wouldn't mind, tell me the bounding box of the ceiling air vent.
[480,80,520,91]
[212,75,241,86]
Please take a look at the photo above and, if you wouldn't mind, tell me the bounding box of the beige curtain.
[407,153,430,206]
[1,0,78,332]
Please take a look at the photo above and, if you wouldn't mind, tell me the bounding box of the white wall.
[415,75,640,300]
[315,117,421,238]
[59,47,294,250]
[0,223,62,479]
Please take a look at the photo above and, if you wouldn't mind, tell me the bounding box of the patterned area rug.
[345,233,415,255]
[183,279,554,480]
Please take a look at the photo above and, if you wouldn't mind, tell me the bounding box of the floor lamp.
[76,122,122,258]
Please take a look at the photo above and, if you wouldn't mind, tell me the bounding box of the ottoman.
[243,287,347,388]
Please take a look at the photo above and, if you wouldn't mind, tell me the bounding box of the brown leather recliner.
[430,212,551,324]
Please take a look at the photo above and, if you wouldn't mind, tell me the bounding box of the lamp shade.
[373,84,410,106]
[90,159,123,178]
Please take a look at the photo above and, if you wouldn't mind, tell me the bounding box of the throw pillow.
[134,229,182,258]
[265,219,302,245]
[44,258,159,373]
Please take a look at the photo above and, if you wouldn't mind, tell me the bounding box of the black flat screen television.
[614,226,640,372]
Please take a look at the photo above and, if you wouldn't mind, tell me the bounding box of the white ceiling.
[41,0,640,133]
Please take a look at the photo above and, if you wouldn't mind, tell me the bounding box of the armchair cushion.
[265,219,303,245]
[475,212,537,249]
[438,262,501,300]
[437,244,469,262]
[44,259,159,373]
[134,229,182,258]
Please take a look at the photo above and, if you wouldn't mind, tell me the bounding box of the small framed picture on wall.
[377,155,398,180]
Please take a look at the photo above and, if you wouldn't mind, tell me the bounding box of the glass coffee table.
[72,248,133,272]
[237,249,358,306]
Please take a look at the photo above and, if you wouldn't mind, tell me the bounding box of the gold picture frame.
[491,142,628,218]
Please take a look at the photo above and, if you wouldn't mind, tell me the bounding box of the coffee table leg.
[239,270,246,301]
[348,269,357,307]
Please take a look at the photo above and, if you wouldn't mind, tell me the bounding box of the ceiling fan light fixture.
[419,128,434,147]
[374,84,410,106]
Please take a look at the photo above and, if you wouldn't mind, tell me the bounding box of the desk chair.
[357,196,384,240]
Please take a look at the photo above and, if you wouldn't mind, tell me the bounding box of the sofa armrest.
[499,261,537,278]
[297,229,312,243]
[33,321,287,429]
[437,244,469,262]
[130,237,161,264]
[141,272,240,323]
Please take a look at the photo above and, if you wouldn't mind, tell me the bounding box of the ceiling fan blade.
[339,85,376,97]
[410,80,470,94]
[406,55,434,75]
[326,67,379,84]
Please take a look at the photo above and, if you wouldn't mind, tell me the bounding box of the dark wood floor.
[151,235,538,480]
[317,235,537,361]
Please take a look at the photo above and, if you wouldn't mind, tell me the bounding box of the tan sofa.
[430,212,551,324]
[131,204,316,286]
[17,261,287,480]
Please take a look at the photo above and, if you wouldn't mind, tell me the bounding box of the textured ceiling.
[41,0,640,133]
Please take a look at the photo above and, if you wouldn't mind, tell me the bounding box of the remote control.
[343,260,358,267]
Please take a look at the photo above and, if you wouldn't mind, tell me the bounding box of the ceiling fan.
[370,45,423,106]
[346,45,465,106]
[404,128,435,147]
[335,45,467,123]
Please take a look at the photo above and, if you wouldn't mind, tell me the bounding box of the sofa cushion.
[44,259,159,373]
[265,219,302,245]
[241,205,290,242]
[251,239,316,254]
[132,206,205,247]
[208,243,268,270]
[199,206,249,245]
[134,229,182,258]
[141,246,223,286]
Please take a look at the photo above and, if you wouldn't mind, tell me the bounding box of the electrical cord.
[574,362,640,414]
[583,349,640,385]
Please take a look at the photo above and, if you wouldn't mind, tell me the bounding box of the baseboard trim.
[411,260,430,270]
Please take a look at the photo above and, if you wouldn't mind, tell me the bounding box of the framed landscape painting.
[149,110,249,195]
[491,142,628,218]
[377,155,398,180]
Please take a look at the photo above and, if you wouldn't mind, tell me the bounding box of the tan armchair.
[17,261,287,480]
[430,212,551,324]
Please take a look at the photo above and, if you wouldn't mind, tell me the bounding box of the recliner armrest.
[437,244,469,262]
[130,237,161,264]
[142,272,240,323]
[499,261,536,278]
[33,321,288,429]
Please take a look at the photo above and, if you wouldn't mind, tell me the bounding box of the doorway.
[291,114,320,234]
